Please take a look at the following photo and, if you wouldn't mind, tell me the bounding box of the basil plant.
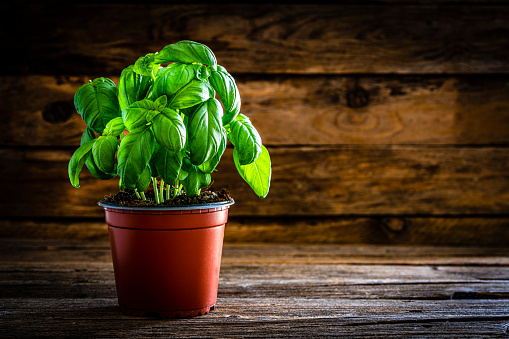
[68,40,271,203]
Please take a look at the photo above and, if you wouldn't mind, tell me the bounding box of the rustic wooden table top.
[1,239,509,338]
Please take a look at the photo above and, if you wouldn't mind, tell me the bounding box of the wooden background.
[1,1,509,246]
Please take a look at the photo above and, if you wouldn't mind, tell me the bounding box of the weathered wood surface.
[1,147,508,217]
[3,4,509,75]
[2,217,509,247]
[1,240,509,337]
[3,75,509,146]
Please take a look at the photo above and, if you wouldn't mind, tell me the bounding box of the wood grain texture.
[3,75,509,146]
[2,217,509,247]
[1,240,509,337]
[1,147,508,217]
[2,4,509,75]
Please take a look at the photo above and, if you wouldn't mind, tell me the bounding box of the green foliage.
[68,40,271,203]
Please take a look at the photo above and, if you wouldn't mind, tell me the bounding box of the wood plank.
[0,147,508,217]
[3,75,509,146]
[2,240,508,265]
[1,298,508,337]
[1,217,509,247]
[4,4,509,75]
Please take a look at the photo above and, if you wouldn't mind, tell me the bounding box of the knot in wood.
[42,101,74,124]
[346,87,370,108]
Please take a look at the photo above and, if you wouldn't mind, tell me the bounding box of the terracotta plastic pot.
[98,199,234,318]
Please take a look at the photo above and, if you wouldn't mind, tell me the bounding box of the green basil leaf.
[152,107,186,152]
[102,117,125,137]
[228,114,262,165]
[74,78,121,135]
[117,126,155,189]
[188,98,223,166]
[92,135,118,174]
[80,127,117,180]
[152,145,184,185]
[156,40,217,70]
[234,145,271,198]
[198,128,226,174]
[68,139,96,188]
[168,79,214,110]
[118,65,153,112]
[122,98,163,131]
[133,53,159,77]
[181,158,211,196]
[136,165,152,192]
[209,68,240,126]
[152,63,195,99]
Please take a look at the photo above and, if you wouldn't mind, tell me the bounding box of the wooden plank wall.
[1,2,509,245]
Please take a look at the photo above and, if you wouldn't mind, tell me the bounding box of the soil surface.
[101,188,232,207]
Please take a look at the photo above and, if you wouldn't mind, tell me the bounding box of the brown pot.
[99,200,234,318]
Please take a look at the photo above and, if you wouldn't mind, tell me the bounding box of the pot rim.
[98,198,235,211]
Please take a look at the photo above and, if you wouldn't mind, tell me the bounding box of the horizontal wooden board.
[3,4,509,75]
[1,146,508,217]
[2,75,509,146]
[1,241,509,337]
[1,217,509,247]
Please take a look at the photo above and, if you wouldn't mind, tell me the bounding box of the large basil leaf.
[151,63,195,99]
[168,80,214,110]
[81,127,117,180]
[117,126,155,189]
[118,65,153,111]
[187,98,223,166]
[152,107,186,152]
[209,69,240,125]
[181,158,211,196]
[152,145,184,185]
[68,139,96,188]
[92,135,118,174]
[234,145,271,198]
[74,78,121,135]
[122,97,166,131]
[156,40,217,70]
[198,128,227,174]
[228,114,262,165]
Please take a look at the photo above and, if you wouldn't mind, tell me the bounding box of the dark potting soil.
[101,188,232,207]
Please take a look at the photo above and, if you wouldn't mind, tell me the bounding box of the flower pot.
[98,199,234,318]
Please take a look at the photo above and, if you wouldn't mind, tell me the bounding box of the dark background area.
[1,1,509,245]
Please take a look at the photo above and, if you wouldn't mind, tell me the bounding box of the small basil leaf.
[198,128,227,174]
[122,98,162,131]
[133,53,159,77]
[117,126,155,189]
[188,98,223,165]
[74,78,121,135]
[209,68,240,126]
[168,79,214,110]
[118,65,153,111]
[152,107,186,152]
[234,145,271,198]
[136,165,152,192]
[92,135,118,174]
[181,158,211,196]
[152,63,195,99]
[102,117,125,137]
[156,40,217,70]
[228,114,262,165]
[80,127,117,180]
[68,139,96,188]
[152,145,184,185]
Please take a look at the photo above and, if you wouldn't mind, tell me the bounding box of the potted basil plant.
[68,40,271,318]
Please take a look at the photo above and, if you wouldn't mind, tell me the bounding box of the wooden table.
[1,239,509,338]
